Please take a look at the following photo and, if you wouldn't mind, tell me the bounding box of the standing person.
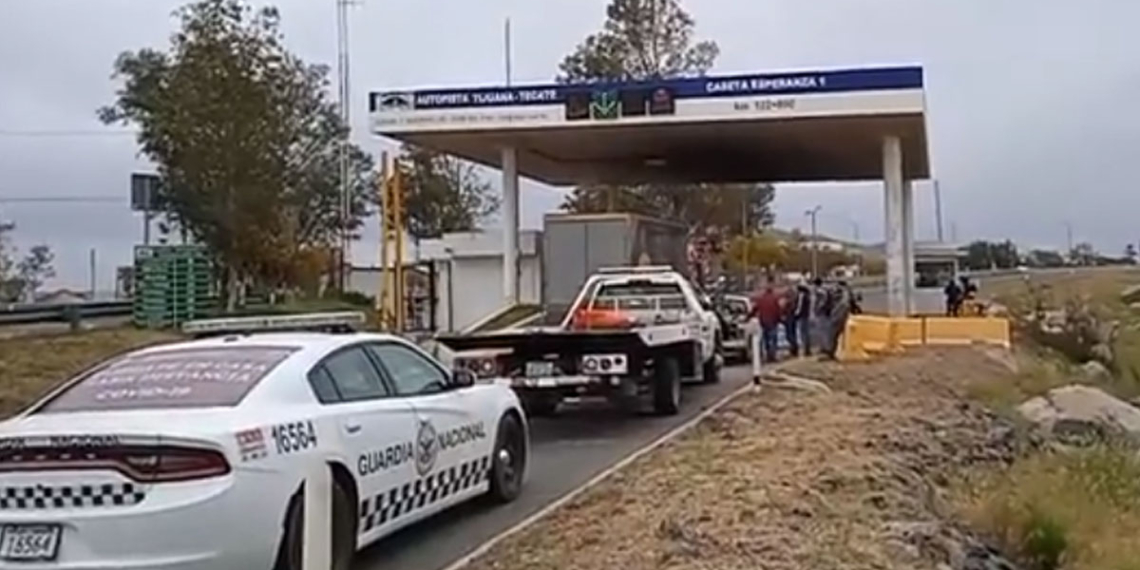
[793,279,813,356]
[944,277,963,316]
[821,281,853,360]
[810,277,827,354]
[782,283,800,357]
[750,283,783,364]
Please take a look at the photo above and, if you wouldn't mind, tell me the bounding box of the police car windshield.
[36,346,298,413]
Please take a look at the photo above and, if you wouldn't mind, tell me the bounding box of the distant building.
[796,239,846,253]
[35,289,91,305]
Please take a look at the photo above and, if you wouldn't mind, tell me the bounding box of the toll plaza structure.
[369,65,930,316]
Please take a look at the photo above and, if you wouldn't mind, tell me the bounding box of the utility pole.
[89,249,97,298]
[335,0,355,292]
[1064,221,1074,256]
[806,205,822,278]
[933,179,945,242]
[504,18,513,86]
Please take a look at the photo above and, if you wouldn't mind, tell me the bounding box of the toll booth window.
[565,92,590,121]
[648,87,676,115]
[620,89,648,117]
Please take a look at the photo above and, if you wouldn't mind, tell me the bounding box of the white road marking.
[439,379,760,570]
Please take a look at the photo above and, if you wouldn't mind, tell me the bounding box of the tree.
[556,0,774,235]
[0,224,55,303]
[1125,243,1137,264]
[558,0,719,83]
[962,240,1019,270]
[398,144,500,240]
[99,0,375,304]
[17,245,55,301]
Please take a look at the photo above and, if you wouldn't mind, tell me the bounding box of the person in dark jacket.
[820,281,852,360]
[791,281,813,356]
[781,285,800,357]
[750,284,783,363]
[944,278,963,316]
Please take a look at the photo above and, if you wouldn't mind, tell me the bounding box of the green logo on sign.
[590,89,619,120]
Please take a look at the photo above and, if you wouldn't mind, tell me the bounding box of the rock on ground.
[1017,384,1140,445]
[463,348,1021,570]
[1121,284,1140,305]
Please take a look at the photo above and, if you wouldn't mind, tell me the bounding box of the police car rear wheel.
[652,356,682,415]
[488,414,526,503]
[277,479,355,570]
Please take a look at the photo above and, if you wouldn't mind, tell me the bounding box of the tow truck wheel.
[520,394,559,417]
[652,356,682,415]
[488,413,527,503]
[276,477,354,570]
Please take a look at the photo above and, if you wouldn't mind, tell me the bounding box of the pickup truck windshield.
[590,281,688,311]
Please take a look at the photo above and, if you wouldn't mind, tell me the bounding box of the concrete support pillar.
[902,180,916,314]
[501,146,520,303]
[882,136,906,317]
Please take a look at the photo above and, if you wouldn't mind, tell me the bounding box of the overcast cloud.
[1,0,1137,290]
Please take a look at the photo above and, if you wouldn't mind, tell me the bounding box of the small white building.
[347,229,542,333]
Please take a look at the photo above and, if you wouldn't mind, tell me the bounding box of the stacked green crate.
[133,245,218,328]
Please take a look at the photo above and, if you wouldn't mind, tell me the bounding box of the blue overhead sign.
[370,66,923,111]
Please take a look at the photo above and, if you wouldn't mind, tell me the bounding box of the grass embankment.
[973,267,1140,408]
[956,267,1140,570]
[0,328,177,417]
[464,348,1018,570]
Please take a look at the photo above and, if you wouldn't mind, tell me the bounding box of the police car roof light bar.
[181,312,367,338]
[596,265,675,275]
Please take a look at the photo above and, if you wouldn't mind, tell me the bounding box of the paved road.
[354,365,752,570]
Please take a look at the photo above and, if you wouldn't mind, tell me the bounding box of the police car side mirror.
[451,368,477,388]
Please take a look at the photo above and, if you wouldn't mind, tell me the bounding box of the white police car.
[0,313,528,569]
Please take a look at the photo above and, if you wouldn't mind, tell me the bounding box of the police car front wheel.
[488,413,526,503]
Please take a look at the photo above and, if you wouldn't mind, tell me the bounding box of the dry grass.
[956,446,1140,570]
[983,267,1140,316]
[957,268,1140,569]
[0,328,178,417]
[465,349,1018,570]
[981,268,1140,402]
[964,349,1073,414]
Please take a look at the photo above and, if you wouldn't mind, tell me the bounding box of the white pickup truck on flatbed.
[436,266,723,417]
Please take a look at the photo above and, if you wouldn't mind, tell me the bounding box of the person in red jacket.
[750,283,783,363]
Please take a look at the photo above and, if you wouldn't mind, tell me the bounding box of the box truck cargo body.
[541,213,689,322]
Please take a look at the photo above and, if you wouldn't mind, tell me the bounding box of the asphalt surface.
[354,365,753,570]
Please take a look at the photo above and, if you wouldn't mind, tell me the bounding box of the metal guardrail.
[0,301,132,326]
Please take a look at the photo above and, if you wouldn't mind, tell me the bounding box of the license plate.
[525,361,555,377]
[0,524,61,561]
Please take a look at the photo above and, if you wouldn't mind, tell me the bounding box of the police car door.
[364,342,493,523]
[308,345,419,545]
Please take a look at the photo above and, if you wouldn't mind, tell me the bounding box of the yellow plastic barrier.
[839,315,1010,361]
[924,316,1011,348]
[891,318,926,348]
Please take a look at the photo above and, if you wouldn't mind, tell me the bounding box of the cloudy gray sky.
[1,0,1137,291]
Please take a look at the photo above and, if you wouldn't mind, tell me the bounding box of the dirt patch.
[465,348,1020,570]
[0,328,178,417]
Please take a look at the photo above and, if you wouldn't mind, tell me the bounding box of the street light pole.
[806,205,822,278]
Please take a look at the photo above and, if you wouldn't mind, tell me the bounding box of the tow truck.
[437,266,722,417]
